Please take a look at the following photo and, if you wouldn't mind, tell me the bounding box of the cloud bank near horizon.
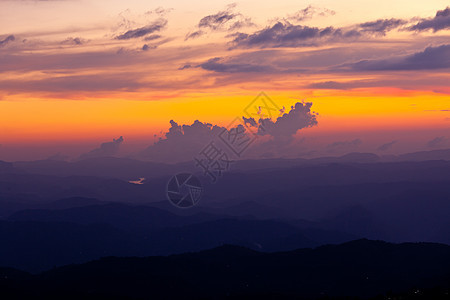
[137,102,317,162]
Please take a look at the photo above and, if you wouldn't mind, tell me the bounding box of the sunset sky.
[0,0,449,161]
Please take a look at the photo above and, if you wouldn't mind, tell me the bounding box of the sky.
[0,0,449,161]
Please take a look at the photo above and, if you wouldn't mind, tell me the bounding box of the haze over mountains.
[0,148,449,275]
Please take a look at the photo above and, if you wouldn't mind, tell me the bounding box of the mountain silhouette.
[1,239,449,299]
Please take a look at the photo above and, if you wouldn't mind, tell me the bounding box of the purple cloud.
[287,5,335,22]
[198,57,275,73]
[255,102,318,142]
[409,7,450,32]
[116,19,167,40]
[0,35,15,47]
[186,4,253,40]
[359,18,407,35]
[138,102,318,162]
[343,44,450,71]
[230,17,406,48]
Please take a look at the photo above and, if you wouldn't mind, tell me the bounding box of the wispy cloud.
[185,3,254,40]
[0,35,15,47]
[359,18,407,36]
[287,5,335,22]
[377,140,397,151]
[426,136,448,148]
[340,44,450,71]
[326,139,362,154]
[116,19,167,40]
[79,136,124,160]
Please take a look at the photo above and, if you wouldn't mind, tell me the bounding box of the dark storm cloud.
[79,136,124,160]
[343,44,450,71]
[377,140,398,152]
[0,35,15,47]
[116,19,167,40]
[409,7,450,32]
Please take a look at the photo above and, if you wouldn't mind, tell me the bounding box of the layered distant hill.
[1,240,449,299]
[7,148,450,179]
[0,150,449,273]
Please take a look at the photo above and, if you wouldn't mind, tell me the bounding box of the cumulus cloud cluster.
[138,102,318,162]
[139,120,225,162]
[246,102,318,142]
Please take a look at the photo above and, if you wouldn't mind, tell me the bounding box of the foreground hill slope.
[1,239,449,299]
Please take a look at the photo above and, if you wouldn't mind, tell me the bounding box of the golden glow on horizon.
[1,90,448,143]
